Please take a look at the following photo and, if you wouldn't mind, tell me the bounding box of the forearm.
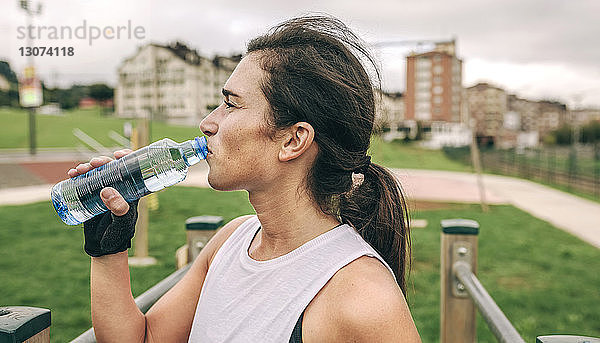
[91,251,146,342]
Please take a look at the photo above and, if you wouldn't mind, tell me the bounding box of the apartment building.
[508,94,540,133]
[115,42,240,126]
[466,83,508,139]
[570,108,600,126]
[537,100,567,138]
[467,86,568,146]
[405,40,463,124]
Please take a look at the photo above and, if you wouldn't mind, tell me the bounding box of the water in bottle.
[51,136,208,225]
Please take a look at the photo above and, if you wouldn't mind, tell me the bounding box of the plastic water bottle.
[51,136,208,225]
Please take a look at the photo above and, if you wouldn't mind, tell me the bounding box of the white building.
[375,91,405,141]
[115,42,240,126]
[421,121,471,149]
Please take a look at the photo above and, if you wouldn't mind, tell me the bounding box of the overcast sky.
[1,0,599,108]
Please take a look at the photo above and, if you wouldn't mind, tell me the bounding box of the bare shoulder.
[304,256,421,343]
[204,214,255,266]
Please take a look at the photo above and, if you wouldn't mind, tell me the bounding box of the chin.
[207,174,238,192]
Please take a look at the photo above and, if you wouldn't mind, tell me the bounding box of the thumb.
[100,187,130,216]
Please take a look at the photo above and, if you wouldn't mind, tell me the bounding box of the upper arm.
[306,256,421,343]
[144,215,254,342]
[338,286,421,343]
[339,259,421,342]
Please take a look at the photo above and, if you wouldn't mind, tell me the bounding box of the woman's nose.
[199,109,219,136]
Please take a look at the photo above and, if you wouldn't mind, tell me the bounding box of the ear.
[279,122,315,162]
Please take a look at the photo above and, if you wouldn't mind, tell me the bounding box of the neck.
[247,181,340,261]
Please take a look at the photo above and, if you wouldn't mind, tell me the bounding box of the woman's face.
[199,53,282,192]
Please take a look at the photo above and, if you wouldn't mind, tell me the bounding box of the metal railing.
[453,261,525,343]
[440,219,599,343]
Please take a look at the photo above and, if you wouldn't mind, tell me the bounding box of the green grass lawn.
[1,188,598,341]
[408,203,600,342]
[369,135,473,172]
[0,107,201,149]
[1,107,472,173]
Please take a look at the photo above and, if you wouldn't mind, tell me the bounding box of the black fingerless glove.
[83,200,139,257]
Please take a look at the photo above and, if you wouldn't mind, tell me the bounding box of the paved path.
[1,166,598,248]
[393,169,600,248]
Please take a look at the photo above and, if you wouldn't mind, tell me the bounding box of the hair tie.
[354,156,371,174]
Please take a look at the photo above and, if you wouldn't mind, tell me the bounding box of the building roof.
[466,82,505,92]
[379,90,403,98]
[121,41,242,68]
[155,41,204,65]
[408,50,456,59]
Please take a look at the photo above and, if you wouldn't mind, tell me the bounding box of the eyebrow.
[222,88,241,99]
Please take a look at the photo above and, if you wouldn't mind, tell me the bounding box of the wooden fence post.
[128,123,157,266]
[0,306,50,343]
[440,219,479,343]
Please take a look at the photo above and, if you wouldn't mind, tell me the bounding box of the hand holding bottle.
[69,150,139,257]
[67,150,133,216]
[52,136,208,225]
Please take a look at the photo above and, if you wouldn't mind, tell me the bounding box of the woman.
[70,15,421,342]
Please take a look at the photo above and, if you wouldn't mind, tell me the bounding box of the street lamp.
[18,0,43,156]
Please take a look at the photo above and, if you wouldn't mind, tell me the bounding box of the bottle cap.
[194,136,208,159]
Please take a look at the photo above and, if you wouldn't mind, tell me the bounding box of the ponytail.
[339,163,411,294]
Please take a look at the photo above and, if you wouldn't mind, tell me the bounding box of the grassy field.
[0,107,201,149]
[1,107,473,173]
[1,188,598,341]
[368,136,473,172]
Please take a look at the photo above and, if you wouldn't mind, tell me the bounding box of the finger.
[75,163,93,175]
[100,187,130,216]
[113,149,133,159]
[89,156,113,168]
[67,168,79,178]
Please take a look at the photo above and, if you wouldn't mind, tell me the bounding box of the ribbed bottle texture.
[51,136,208,225]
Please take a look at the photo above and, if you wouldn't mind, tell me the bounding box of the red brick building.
[405,41,463,124]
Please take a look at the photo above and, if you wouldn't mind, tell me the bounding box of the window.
[416,71,431,81]
[417,81,431,91]
[416,58,431,69]
[416,91,431,101]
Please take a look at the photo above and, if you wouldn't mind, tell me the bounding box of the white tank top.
[188,215,395,342]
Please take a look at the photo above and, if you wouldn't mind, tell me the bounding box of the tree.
[580,121,600,144]
[551,125,573,145]
[55,85,88,109]
[0,61,18,85]
[88,83,114,102]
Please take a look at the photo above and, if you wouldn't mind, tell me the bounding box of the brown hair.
[247,14,411,294]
